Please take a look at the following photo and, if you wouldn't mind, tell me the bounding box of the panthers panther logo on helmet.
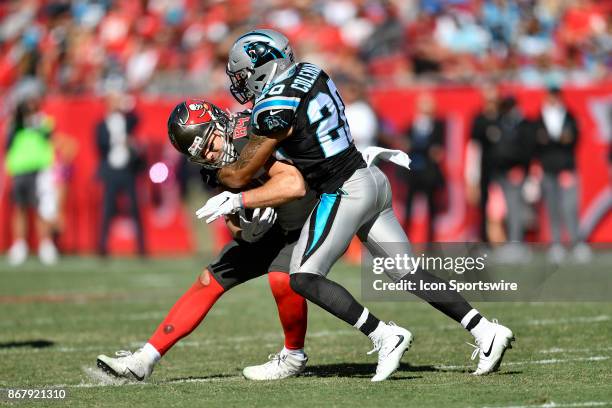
[244,41,286,68]
[226,29,295,104]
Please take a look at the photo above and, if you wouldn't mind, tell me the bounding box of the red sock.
[148,271,225,356]
[268,272,307,350]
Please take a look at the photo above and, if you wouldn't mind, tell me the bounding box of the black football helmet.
[167,99,238,169]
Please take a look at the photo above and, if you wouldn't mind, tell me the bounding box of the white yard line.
[481,401,612,408]
[527,316,610,326]
[539,346,612,354]
[436,356,610,371]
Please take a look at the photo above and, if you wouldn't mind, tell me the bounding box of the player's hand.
[239,207,277,243]
[196,191,243,223]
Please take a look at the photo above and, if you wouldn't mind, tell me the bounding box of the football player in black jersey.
[97,100,318,381]
[201,29,514,381]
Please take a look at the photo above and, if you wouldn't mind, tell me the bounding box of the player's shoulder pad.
[289,62,324,93]
[252,76,302,135]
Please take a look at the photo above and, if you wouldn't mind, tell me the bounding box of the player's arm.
[217,127,291,188]
[241,159,306,208]
[197,159,306,223]
[218,95,300,189]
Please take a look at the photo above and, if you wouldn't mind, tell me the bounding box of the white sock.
[353,307,370,330]
[142,343,161,364]
[368,321,387,341]
[470,317,492,340]
[282,347,305,358]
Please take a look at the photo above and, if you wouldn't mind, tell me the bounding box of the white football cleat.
[369,322,413,382]
[572,243,592,264]
[242,350,308,380]
[96,349,154,381]
[8,240,28,266]
[38,239,58,265]
[547,243,566,264]
[469,319,514,375]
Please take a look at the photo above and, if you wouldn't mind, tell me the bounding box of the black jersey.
[251,63,366,194]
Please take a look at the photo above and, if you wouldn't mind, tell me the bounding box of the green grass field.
[1,257,611,407]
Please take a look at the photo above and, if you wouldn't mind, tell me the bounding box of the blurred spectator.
[516,16,554,58]
[51,132,78,235]
[125,37,159,91]
[96,91,145,257]
[2,0,611,96]
[360,1,404,61]
[488,96,535,243]
[468,84,501,242]
[434,8,491,55]
[5,90,58,265]
[342,79,379,151]
[403,93,445,242]
[534,86,590,262]
[481,0,521,48]
[407,9,442,77]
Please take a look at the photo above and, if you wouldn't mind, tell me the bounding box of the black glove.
[200,167,220,188]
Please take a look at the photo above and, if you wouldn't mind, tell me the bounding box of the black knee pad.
[289,273,316,297]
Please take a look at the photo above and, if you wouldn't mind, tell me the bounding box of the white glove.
[361,146,411,170]
[196,191,243,223]
[239,207,277,242]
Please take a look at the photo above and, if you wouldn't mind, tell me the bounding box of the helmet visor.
[226,66,254,104]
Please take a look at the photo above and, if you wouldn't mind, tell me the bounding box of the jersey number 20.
[307,79,353,158]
